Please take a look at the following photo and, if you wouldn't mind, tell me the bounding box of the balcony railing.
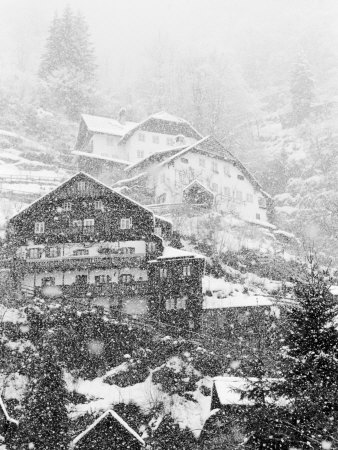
[35,281,150,298]
[21,253,146,272]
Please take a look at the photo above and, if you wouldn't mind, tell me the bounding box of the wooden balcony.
[22,253,146,272]
[35,281,151,298]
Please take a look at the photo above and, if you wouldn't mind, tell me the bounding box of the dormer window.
[120,218,132,229]
[34,222,45,234]
[175,135,185,144]
[62,202,72,211]
[138,133,145,142]
[183,265,192,276]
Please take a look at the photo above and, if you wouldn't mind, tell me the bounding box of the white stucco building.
[114,136,271,224]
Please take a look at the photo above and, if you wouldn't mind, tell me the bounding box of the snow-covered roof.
[125,145,187,173]
[119,111,203,144]
[183,179,215,196]
[153,246,205,261]
[212,377,252,406]
[70,409,145,448]
[203,295,273,310]
[154,214,173,225]
[9,172,155,221]
[81,114,137,136]
[72,150,130,166]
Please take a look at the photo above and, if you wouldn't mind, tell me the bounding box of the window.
[84,219,94,227]
[83,219,94,233]
[75,275,88,284]
[166,137,174,146]
[152,135,159,144]
[62,202,72,211]
[94,200,103,210]
[42,277,55,287]
[175,135,185,144]
[165,298,176,310]
[27,248,42,259]
[176,297,187,309]
[95,275,111,284]
[224,166,230,176]
[77,181,86,192]
[120,218,132,229]
[73,249,89,256]
[156,193,166,204]
[183,265,191,277]
[73,220,82,228]
[199,158,205,167]
[256,213,261,220]
[235,190,243,202]
[34,222,45,234]
[178,170,186,184]
[223,186,231,198]
[46,247,61,258]
[258,197,267,208]
[181,157,189,164]
[154,227,162,236]
[138,133,145,142]
[160,267,168,278]
[211,183,218,193]
[246,193,253,203]
[148,242,156,252]
[212,160,218,173]
[88,139,94,153]
[137,149,144,159]
[120,274,133,284]
[237,174,245,181]
[121,247,135,255]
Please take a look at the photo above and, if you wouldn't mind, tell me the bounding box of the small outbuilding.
[70,409,146,449]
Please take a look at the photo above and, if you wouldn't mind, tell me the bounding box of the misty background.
[1,0,338,257]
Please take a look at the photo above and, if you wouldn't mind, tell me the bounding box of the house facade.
[73,111,202,183]
[5,172,204,329]
[115,136,272,224]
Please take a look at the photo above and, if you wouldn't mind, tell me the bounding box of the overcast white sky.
[1,0,338,87]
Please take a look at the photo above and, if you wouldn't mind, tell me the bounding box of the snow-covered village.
[1,0,338,448]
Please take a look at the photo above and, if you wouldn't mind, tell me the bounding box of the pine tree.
[39,7,96,119]
[290,54,314,125]
[244,256,338,449]
[8,351,69,450]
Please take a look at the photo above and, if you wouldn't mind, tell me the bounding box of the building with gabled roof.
[70,409,145,449]
[73,111,202,183]
[4,172,205,330]
[114,136,272,224]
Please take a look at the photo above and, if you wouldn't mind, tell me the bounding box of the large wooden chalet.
[5,172,205,329]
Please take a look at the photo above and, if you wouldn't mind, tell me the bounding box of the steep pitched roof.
[70,409,145,448]
[81,114,137,136]
[9,172,154,222]
[125,145,187,174]
[118,111,203,144]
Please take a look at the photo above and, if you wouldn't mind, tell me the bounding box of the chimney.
[118,107,127,125]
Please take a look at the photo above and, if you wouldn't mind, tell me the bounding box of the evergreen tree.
[244,256,338,449]
[290,54,314,125]
[39,7,96,119]
[8,351,69,450]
